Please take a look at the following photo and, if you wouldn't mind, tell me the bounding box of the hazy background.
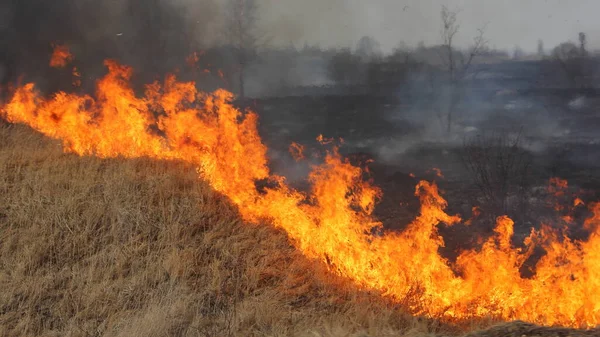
[259,0,600,53]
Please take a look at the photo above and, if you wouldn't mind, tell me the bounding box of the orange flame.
[2,60,600,328]
[289,142,305,161]
[49,44,73,68]
[549,177,569,197]
[72,67,81,87]
[465,206,481,226]
[428,167,444,178]
[186,51,201,69]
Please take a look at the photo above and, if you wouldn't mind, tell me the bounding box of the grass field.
[0,124,597,336]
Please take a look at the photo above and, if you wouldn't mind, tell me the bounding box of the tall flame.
[2,60,600,328]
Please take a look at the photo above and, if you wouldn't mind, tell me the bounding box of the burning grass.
[0,124,450,336]
[2,120,599,337]
[3,59,600,334]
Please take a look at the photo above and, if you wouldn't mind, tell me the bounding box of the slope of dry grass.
[0,124,445,336]
[0,124,597,337]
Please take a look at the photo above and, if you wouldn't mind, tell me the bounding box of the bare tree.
[579,32,587,56]
[224,0,261,99]
[438,6,488,133]
[440,6,459,81]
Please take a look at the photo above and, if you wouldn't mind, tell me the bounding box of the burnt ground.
[242,92,600,269]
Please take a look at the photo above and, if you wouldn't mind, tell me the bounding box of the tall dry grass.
[0,124,449,337]
[0,124,595,337]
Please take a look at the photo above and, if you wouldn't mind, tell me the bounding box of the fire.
[49,44,73,68]
[430,167,444,178]
[186,51,201,69]
[316,134,334,145]
[289,142,305,161]
[465,206,481,226]
[2,60,600,328]
[549,177,569,197]
[72,67,81,87]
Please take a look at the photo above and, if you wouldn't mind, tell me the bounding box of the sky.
[259,0,600,53]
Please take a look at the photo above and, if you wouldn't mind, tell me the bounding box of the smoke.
[3,0,600,173]
[0,0,222,91]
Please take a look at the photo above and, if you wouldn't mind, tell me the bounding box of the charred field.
[255,91,600,225]
[255,90,600,306]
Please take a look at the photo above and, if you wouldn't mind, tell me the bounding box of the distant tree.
[224,0,261,99]
[438,5,488,133]
[512,45,525,60]
[440,6,460,80]
[579,32,587,56]
[552,42,579,59]
[367,42,424,93]
[389,42,413,63]
[537,39,545,58]
[356,36,382,61]
[328,48,363,85]
[551,41,587,88]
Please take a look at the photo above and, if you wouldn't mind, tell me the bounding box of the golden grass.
[0,124,596,337]
[0,124,446,336]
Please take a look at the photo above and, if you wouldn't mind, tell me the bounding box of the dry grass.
[0,124,596,337]
[0,124,444,336]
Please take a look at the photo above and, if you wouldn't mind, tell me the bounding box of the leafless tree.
[224,0,261,99]
[438,6,488,133]
[579,32,587,56]
[440,6,459,80]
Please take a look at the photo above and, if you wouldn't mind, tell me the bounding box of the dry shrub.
[460,131,532,226]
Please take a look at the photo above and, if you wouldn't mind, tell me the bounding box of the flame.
[465,206,481,226]
[72,67,81,87]
[316,134,334,145]
[289,142,305,161]
[2,60,600,328]
[49,44,73,68]
[430,167,444,178]
[186,51,201,69]
[549,177,569,197]
[546,178,585,224]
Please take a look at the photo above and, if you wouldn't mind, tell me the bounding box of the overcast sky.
[259,0,600,53]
